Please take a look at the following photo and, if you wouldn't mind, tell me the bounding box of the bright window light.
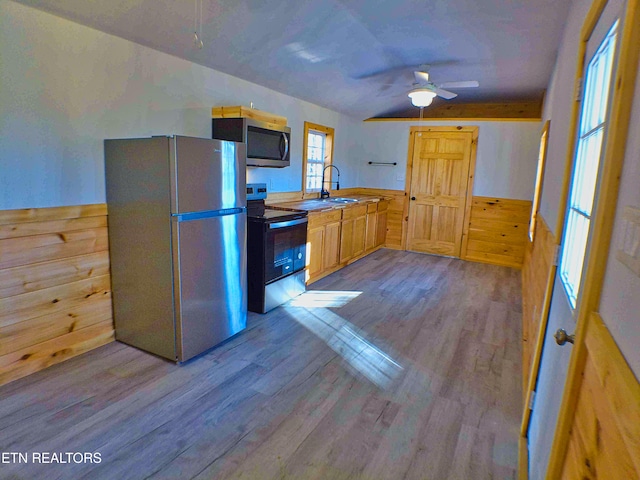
[306,130,326,191]
[559,21,618,308]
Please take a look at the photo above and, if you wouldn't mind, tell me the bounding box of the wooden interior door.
[406,128,476,256]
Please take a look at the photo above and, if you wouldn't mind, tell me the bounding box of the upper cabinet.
[212,106,287,128]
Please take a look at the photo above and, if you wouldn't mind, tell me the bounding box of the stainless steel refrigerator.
[104,135,247,362]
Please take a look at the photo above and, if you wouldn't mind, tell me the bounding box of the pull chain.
[193,0,203,49]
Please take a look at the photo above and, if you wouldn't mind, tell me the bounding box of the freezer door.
[171,136,246,214]
[172,212,247,361]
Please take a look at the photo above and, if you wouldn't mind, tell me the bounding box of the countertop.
[270,194,386,213]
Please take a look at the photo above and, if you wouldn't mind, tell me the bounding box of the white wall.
[0,0,360,210]
[0,1,546,212]
[538,0,592,234]
[355,120,541,199]
[599,59,640,376]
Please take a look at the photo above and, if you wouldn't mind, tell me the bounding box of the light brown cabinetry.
[306,210,341,283]
[339,204,367,263]
[306,224,324,280]
[365,203,378,252]
[323,220,341,270]
[376,200,389,247]
[306,199,388,285]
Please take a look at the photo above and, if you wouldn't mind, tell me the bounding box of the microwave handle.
[280,132,289,161]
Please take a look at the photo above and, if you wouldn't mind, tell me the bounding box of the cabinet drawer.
[377,200,389,212]
[308,209,342,228]
[366,202,378,213]
[342,204,367,220]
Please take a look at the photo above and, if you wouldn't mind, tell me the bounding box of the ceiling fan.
[407,65,479,107]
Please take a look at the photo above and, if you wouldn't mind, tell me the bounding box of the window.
[559,21,618,308]
[529,121,550,241]
[303,122,334,194]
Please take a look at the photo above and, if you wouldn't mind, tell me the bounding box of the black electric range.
[246,183,308,313]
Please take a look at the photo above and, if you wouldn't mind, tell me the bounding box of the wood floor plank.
[0,249,522,479]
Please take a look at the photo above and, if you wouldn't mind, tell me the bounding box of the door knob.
[554,328,575,346]
[411,197,416,201]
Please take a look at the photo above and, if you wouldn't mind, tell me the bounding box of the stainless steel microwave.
[212,117,290,168]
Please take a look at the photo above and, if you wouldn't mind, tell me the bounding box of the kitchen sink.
[326,197,359,203]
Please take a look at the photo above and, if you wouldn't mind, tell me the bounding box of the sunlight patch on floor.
[286,290,362,308]
[283,304,403,390]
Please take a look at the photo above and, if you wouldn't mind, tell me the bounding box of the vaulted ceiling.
[13,0,573,119]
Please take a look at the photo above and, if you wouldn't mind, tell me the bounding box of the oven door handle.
[267,217,308,230]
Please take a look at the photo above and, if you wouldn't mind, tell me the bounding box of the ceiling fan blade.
[435,88,457,100]
[438,80,479,89]
[414,71,430,84]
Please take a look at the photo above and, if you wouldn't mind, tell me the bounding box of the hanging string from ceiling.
[193,0,204,49]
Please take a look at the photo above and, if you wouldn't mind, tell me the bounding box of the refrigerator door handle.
[174,207,246,222]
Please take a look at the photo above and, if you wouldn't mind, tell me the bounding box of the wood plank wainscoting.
[560,312,640,479]
[463,197,532,268]
[521,216,555,390]
[0,204,114,386]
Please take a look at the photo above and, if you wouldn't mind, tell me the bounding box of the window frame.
[529,120,550,242]
[302,121,334,196]
[558,20,618,309]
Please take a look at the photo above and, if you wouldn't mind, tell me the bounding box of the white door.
[527,3,623,478]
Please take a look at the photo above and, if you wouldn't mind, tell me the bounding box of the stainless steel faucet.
[320,165,340,198]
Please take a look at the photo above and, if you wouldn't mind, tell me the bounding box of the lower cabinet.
[365,202,378,252]
[306,209,341,284]
[306,224,325,280]
[340,204,367,263]
[306,200,388,285]
[376,200,389,247]
[323,220,341,270]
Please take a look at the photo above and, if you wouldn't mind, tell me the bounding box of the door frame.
[519,0,640,477]
[401,126,479,255]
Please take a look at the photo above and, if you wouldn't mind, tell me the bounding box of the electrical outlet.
[616,206,640,276]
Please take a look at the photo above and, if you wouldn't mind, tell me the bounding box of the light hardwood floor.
[0,250,522,480]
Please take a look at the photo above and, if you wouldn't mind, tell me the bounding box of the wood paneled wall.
[364,101,543,121]
[561,312,640,479]
[463,197,532,268]
[0,204,114,386]
[521,217,556,387]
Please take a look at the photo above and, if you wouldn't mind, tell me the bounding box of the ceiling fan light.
[408,88,437,107]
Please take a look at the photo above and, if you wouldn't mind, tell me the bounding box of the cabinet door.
[376,209,388,247]
[339,218,354,263]
[353,215,367,258]
[324,221,341,270]
[307,225,325,281]
[365,211,377,251]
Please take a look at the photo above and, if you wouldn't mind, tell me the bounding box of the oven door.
[264,217,307,284]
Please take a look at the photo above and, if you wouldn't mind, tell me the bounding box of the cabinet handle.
[411,197,416,201]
